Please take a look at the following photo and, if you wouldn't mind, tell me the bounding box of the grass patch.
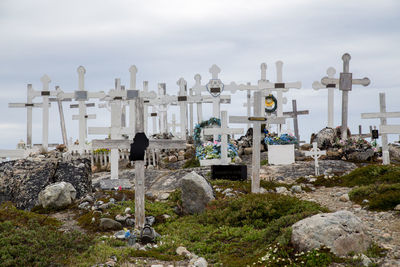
[156,193,328,266]
[260,159,268,166]
[349,183,400,210]
[183,157,200,168]
[0,202,93,267]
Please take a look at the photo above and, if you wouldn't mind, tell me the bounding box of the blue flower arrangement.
[264,133,298,145]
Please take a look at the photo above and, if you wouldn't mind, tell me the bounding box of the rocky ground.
[298,186,400,267]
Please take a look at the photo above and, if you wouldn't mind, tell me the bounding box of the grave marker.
[283,100,309,143]
[321,53,370,139]
[361,92,400,164]
[313,67,338,128]
[305,142,326,176]
[201,111,243,166]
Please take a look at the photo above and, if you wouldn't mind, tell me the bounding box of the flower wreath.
[265,94,278,113]
[193,117,221,146]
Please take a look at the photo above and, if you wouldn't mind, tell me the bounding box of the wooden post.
[313,67,337,128]
[283,100,309,143]
[134,97,145,229]
[251,91,262,193]
[40,74,51,151]
[143,81,149,136]
[27,84,33,148]
[55,86,68,145]
[379,93,389,164]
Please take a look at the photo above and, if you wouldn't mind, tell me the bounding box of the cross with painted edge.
[283,99,309,144]
[313,67,338,128]
[305,142,326,176]
[200,110,243,166]
[321,53,370,140]
[361,92,400,164]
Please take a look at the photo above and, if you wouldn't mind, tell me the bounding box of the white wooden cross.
[321,53,370,139]
[8,83,50,148]
[361,92,400,165]
[168,114,179,137]
[313,67,338,128]
[200,110,243,166]
[191,73,231,125]
[229,91,265,193]
[50,86,72,146]
[177,78,188,139]
[89,79,133,179]
[305,142,326,176]
[283,99,309,143]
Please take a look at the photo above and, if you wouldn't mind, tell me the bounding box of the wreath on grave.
[265,94,278,113]
[193,117,238,160]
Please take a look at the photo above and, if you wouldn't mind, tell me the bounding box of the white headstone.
[305,142,326,176]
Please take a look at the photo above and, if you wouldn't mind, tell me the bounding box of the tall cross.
[361,93,400,164]
[177,78,188,140]
[321,53,370,139]
[229,91,265,193]
[51,86,72,146]
[305,142,326,176]
[283,99,309,143]
[8,83,50,148]
[200,111,243,166]
[312,67,337,128]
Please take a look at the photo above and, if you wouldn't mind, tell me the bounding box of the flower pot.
[267,144,295,165]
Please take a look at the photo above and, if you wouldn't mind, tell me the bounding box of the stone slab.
[100,179,132,190]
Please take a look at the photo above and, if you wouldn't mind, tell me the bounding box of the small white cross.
[209,64,221,79]
[305,142,326,176]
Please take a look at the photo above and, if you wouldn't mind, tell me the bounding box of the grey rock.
[114,230,126,240]
[100,179,132,190]
[126,218,135,226]
[291,185,302,193]
[347,149,375,162]
[193,257,208,267]
[115,214,130,223]
[389,144,400,163]
[78,201,90,210]
[394,204,400,211]
[276,186,289,194]
[38,182,76,208]
[339,194,350,202]
[0,158,91,210]
[311,127,337,149]
[145,216,155,226]
[109,198,116,204]
[180,171,215,214]
[100,218,123,231]
[291,210,370,256]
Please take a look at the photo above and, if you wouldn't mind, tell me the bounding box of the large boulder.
[38,182,76,208]
[310,127,337,149]
[0,157,92,210]
[389,144,400,163]
[291,210,370,256]
[100,218,123,231]
[180,171,215,214]
[347,149,375,162]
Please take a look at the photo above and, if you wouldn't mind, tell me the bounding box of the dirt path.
[298,186,400,266]
[50,210,86,233]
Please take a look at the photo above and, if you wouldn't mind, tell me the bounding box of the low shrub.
[349,183,400,210]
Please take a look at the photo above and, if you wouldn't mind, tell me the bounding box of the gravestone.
[305,142,326,176]
[211,165,247,181]
[321,53,370,139]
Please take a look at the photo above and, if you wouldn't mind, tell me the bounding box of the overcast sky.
[1,0,399,149]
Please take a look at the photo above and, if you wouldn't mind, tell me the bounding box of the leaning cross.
[321,53,370,139]
[313,67,338,128]
[361,93,400,164]
[201,111,243,166]
[305,142,326,176]
[283,99,309,143]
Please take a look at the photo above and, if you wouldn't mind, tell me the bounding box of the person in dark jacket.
[129,132,149,161]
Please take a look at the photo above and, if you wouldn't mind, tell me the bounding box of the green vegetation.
[296,165,400,211]
[156,193,328,266]
[0,202,93,267]
[182,157,200,168]
[260,158,268,166]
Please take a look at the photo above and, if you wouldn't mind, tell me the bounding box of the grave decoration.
[265,94,278,113]
[193,117,221,146]
[264,133,298,145]
[195,141,238,161]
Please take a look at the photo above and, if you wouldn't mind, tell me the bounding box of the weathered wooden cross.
[313,67,338,128]
[321,53,370,139]
[92,97,186,228]
[361,93,400,165]
[283,99,309,143]
[305,142,326,176]
[229,91,265,193]
[200,110,243,166]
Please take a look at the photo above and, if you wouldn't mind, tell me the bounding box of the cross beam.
[305,142,326,176]
[283,99,309,143]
